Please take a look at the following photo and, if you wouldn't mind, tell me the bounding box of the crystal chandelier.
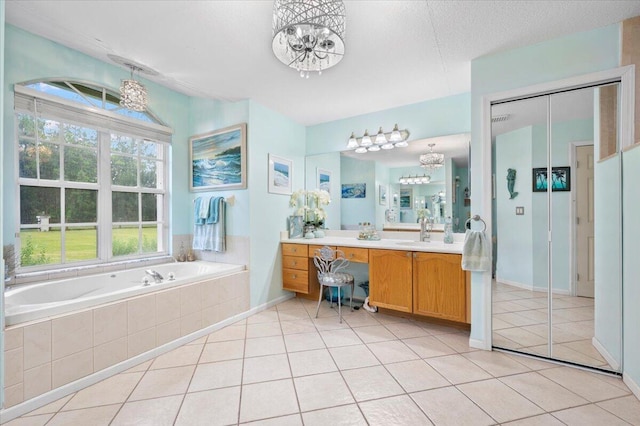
[119,65,147,112]
[272,0,346,78]
[419,143,445,171]
[347,124,410,153]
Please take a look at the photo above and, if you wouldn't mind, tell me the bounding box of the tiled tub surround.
[3,268,250,410]
[5,261,244,326]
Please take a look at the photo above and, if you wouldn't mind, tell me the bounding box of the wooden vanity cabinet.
[282,243,309,293]
[368,249,413,313]
[413,252,467,323]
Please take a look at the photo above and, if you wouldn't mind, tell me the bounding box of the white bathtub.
[5,261,245,326]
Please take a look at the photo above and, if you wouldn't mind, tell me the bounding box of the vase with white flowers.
[290,189,331,238]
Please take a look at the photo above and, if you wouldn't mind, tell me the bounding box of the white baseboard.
[591,337,621,371]
[495,277,531,289]
[495,278,570,295]
[469,338,491,350]
[0,294,294,424]
[623,374,640,400]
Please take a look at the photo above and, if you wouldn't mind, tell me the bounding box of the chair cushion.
[319,272,354,286]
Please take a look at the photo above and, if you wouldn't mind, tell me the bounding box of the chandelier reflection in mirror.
[272,0,346,78]
[419,143,445,172]
[347,124,410,153]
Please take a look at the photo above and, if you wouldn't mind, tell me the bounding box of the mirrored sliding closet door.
[491,83,622,373]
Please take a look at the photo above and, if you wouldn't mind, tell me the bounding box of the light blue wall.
[305,152,341,230]
[306,93,471,155]
[186,97,250,237]
[495,126,534,286]
[470,23,621,346]
[247,100,306,307]
[594,155,622,365]
[0,0,6,405]
[623,145,640,384]
[3,25,191,244]
[340,156,375,228]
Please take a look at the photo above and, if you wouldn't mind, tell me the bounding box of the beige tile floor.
[6,296,640,425]
[492,281,614,370]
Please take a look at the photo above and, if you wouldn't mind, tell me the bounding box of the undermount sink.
[395,241,432,246]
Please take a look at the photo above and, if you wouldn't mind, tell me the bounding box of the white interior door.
[575,144,595,298]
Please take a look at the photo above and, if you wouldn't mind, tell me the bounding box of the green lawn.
[20,227,158,266]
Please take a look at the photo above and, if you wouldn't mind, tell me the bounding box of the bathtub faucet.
[145,270,164,283]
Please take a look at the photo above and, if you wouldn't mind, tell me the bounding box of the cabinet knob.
[406,252,411,257]
[292,261,297,266]
[413,253,417,258]
[350,254,354,258]
[292,274,297,279]
[292,248,297,252]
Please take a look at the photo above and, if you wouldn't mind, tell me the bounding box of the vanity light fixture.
[272,0,346,78]
[398,174,431,185]
[347,124,410,153]
[419,143,445,171]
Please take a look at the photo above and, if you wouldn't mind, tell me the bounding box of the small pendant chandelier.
[119,65,148,112]
[272,0,346,78]
[420,143,445,172]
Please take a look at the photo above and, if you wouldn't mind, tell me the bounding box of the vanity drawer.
[282,243,306,257]
[282,268,309,293]
[340,246,369,263]
[308,245,336,257]
[283,255,308,270]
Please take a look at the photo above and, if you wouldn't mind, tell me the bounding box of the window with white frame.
[14,81,172,270]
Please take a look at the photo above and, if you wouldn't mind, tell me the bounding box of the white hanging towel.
[461,229,490,272]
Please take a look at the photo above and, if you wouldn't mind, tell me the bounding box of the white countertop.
[281,235,464,255]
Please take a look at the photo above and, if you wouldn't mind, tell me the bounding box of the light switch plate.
[516,206,525,215]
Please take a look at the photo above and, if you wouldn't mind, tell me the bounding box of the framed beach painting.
[189,123,247,191]
[268,154,293,195]
[317,168,331,195]
[341,183,366,199]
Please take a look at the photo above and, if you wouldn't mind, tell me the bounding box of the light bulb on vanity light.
[347,132,358,149]
[360,130,372,147]
[375,127,387,145]
[389,124,402,142]
[368,145,380,152]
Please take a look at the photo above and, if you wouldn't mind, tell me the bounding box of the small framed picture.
[379,184,387,205]
[317,168,331,195]
[268,154,293,195]
[533,166,571,192]
[288,215,304,239]
[189,123,247,192]
[400,188,412,208]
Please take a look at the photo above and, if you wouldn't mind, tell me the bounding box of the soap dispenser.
[443,216,454,244]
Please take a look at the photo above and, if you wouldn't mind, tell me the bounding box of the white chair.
[313,246,354,323]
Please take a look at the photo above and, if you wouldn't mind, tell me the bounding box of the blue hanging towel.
[194,197,206,225]
[206,196,224,224]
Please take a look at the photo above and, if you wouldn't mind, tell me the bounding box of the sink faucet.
[419,217,433,242]
[145,269,164,283]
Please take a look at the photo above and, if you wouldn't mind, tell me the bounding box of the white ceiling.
[6,1,640,126]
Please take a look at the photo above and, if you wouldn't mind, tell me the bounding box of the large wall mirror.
[305,133,471,233]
